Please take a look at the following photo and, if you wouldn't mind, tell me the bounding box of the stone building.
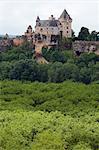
[25,25,33,42]
[25,9,72,53]
[0,9,72,60]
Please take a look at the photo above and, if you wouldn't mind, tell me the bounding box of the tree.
[91,62,99,81]
[72,30,76,41]
[62,63,79,81]
[48,62,63,82]
[42,48,73,63]
[58,37,72,50]
[38,64,49,82]
[90,31,98,41]
[0,62,12,80]
[75,53,99,68]
[96,32,99,41]
[78,27,90,41]
[9,59,38,81]
[79,67,91,84]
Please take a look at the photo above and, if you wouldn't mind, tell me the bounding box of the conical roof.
[59,9,72,20]
[28,25,32,29]
[36,16,40,22]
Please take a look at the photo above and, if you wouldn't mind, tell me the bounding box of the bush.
[0,81,99,150]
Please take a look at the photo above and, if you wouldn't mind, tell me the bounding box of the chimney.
[49,15,55,20]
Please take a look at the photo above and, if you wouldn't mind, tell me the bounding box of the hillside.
[0,80,99,150]
[0,42,99,84]
[0,41,99,150]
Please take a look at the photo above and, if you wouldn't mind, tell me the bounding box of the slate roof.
[28,25,32,29]
[39,20,59,27]
[59,9,72,20]
[36,9,72,27]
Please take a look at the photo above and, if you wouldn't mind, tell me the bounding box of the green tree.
[38,64,49,82]
[58,37,72,50]
[62,63,79,81]
[79,67,91,84]
[90,31,98,41]
[9,59,38,81]
[0,62,12,80]
[91,62,99,81]
[78,27,90,41]
[48,62,63,82]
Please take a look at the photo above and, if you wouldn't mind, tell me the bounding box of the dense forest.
[0,80,99,150]
[0,42,99,84]
[0,40,99,149]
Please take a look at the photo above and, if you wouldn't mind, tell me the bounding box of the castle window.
[42,35,46,40]
[51,35,57,43]
[40,28,43,31]
[67,26,68,29]
[67,31,68,33]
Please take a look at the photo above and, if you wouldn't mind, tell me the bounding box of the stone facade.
[73,41,99,55]
[25,25,33,42]
[13,37,25,46]
[0,35,25,51]
[24,9,72,53]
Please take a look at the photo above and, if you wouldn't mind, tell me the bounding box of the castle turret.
[25,25,33,41]
[36,16,41,26]
[27,25,32,33]
[59,9,72,38]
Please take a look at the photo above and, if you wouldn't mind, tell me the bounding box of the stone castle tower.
[59,9,72,37]
[25,25,33,41]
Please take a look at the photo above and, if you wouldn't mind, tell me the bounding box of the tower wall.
[59,18,72,38]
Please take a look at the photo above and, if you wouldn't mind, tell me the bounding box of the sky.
[0,0,99,36]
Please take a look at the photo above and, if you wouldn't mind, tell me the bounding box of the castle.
[24,9,72,53]
[0,9,72,54]
[1,9,99,59]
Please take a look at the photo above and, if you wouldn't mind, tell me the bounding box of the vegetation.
[77,27,99,41]
[0,42,99,84]
[0,33,99,149]
[0,80,99,150]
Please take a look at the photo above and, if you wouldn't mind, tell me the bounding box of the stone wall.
[0,39,13,52]
[59,18,72,38]
[0,37,25,52]
[35,26,59,36]
[73,41,99,55]
[13,38,24,46]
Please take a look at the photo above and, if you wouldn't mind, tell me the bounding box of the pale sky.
[0,0,99,36]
